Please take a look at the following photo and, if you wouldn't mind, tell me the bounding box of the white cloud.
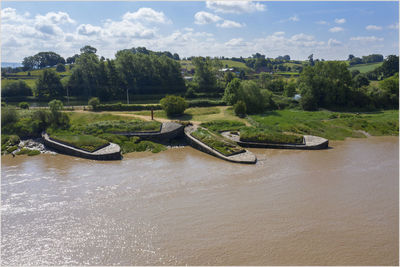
[217,20,244,28]
[35,11,75,25]
[388,23,399,29]
[206,1,266,14]
[1,7,29,23]
[334,18,346,24]
[225,38,247,47]
[184,27,194,32]
[77,24,103,36]
[328,38,342,47]
[366,25,382,31]
[329,27,344,33]
[316,20,328,25]
[289,15,299,22]
[350,36,384,42]
[273,31,285,36]
[194,11,222,25]
[122,8,171,24]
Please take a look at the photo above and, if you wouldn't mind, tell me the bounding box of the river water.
[1,136,398,265]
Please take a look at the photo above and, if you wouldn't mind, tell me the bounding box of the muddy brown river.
[1,136,398,265]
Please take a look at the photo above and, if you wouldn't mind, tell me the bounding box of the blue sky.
[1,1,398,62]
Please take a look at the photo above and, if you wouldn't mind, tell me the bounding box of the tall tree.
[36,69,64,98]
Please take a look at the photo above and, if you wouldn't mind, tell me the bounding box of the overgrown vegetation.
[49,133,110,152]
[200,120,246,132]
[160,95,188,116]
[240,127,304,144]
[191,127,244,156]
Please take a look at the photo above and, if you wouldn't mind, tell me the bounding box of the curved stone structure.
[221,131,329,150]
[115,122,184,142]
[42,133,122,160]
[184,125,257,164]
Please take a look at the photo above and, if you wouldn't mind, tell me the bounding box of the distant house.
[219,68,234,72]
[184,76,193,81]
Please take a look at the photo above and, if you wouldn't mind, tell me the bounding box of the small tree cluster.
[160,95,188,116]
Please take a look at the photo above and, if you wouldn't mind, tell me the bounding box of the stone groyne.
[184,125,257,164]
[221,132,329,150]
[42,133,122,160]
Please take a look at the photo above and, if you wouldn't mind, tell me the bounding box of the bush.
[1,107,18,126]
[234,100,247,117]
[200,120,245,132]
[19,102,29,109]
[160,95,188,116]
[56,63,66,72]
[240,128,304,144]
[88,97,100,109]
[187,99,225,107]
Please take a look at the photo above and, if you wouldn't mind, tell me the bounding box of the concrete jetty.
[221,131,329,150]
[184,125,257,164]
[42,133,122,160]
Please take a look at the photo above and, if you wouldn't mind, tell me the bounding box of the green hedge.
[187,99,225,107]
[93,103,162,111]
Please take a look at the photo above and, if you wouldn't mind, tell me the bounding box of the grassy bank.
[247,109,398,140]
[49,134,110,152]
[240,127,304,144]
[191,127,244,156]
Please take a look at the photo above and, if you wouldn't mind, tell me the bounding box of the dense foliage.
[160,95,188,116]
[1,80,32,97]
[36,69,64,98]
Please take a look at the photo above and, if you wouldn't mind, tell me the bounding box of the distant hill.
[2,62,22,68]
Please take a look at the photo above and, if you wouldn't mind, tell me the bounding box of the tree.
[56,63,66,72]
[160,95,188,116]
[48,99,69,128]
[88,97,100,109]
[19,102,29,109]
[379,73,399,108]
[192,57,218,92]
[223,78,241,105]
[1,80,32,97]
[36,69,64,98]
[353,73,370,88]
[173,53,180,60]
[380,55,399,78]
[66,54,79,64]
[308,54,314,66]
[283,80,297,97]
[80,45,97,54]
[234,100,246,117]
[348,54,355,61]
[298,61,352,109]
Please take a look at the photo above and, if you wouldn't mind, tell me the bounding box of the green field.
[348,62,383,73]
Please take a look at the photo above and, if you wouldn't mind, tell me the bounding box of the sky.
[1,1,399,63]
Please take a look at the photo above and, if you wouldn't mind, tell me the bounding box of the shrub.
[88,97,100,109]
[19,102,29,109]
[1,107,18,126]
[185,87,196,98]
[56,63,66,72]
[234,100,247,117]
[200,120,245,132]
[160,95,188,116]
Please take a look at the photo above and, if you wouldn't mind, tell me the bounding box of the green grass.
[220,59,251,71]
[200,120,246,132]
[15,148,41,156]
[131,106,220,120]
[191,127,245,156]
[240,127,304,144]
[98,134,166,154]
[81,120,162,135]
[348,62,383,73]
[49,134,110,152]
[248,109,398,140]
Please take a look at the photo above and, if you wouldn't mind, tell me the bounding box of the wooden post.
[151,107,154,120]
